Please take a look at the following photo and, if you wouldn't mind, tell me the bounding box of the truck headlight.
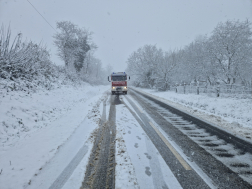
[124,87,127,89]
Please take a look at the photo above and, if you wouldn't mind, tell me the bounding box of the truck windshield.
[112,76,127,81]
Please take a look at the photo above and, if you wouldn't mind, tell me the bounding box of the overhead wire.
[26,0,57,32]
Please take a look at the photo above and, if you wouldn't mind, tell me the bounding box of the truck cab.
[108,72,130,95]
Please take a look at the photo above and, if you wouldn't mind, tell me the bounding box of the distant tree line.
[126,20,252,90]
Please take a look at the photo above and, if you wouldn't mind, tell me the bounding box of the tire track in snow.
[47,95,108,189]
[48,145,89,189]
[81,94,116,189]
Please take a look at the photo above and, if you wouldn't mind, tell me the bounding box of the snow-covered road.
[125,88,252,188]
[115,97,184,189]
[1,85,252,189]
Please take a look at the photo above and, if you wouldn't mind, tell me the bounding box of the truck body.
[108,72,129,95]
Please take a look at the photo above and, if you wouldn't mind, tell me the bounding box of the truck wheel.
[125,91,127,95]
[111,91,114,95]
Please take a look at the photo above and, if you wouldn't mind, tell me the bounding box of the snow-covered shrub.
[0,26,58,91]
[0,26,86,93]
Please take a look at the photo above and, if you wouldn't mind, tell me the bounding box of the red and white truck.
[108,72,130,95]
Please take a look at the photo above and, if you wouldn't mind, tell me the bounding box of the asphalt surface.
[129,89,252,188]
[124,94,211,189]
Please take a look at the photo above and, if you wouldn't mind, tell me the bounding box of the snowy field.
[133,87,252,143]
[0,84,109,188]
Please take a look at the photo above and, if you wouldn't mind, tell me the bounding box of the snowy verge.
[0,84,109,188]
[0,83,108,150]
[132,87,252,142]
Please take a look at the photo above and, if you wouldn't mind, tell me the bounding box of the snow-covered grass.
[134,87,252,142]
[0,83,105,150]
[0,83,109,188]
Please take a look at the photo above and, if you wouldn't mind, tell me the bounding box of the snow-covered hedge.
[0,26,87,93]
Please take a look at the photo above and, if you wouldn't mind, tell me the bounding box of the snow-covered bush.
[0,25,96,93]
[0,26,58,91]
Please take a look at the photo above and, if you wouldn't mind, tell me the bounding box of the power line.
[26,0,57,32]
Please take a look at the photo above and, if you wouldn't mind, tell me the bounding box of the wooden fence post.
[216,86,220,97]
[197,81,199,95]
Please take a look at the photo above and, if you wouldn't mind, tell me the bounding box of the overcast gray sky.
[0,0,252,71]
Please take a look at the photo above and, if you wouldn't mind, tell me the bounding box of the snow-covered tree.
[156,50,179,90]
[126,45,163,88]
[126,20,252,89]
[105,64,113,76]
[208,20,252,84]
[53,21,95,72]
